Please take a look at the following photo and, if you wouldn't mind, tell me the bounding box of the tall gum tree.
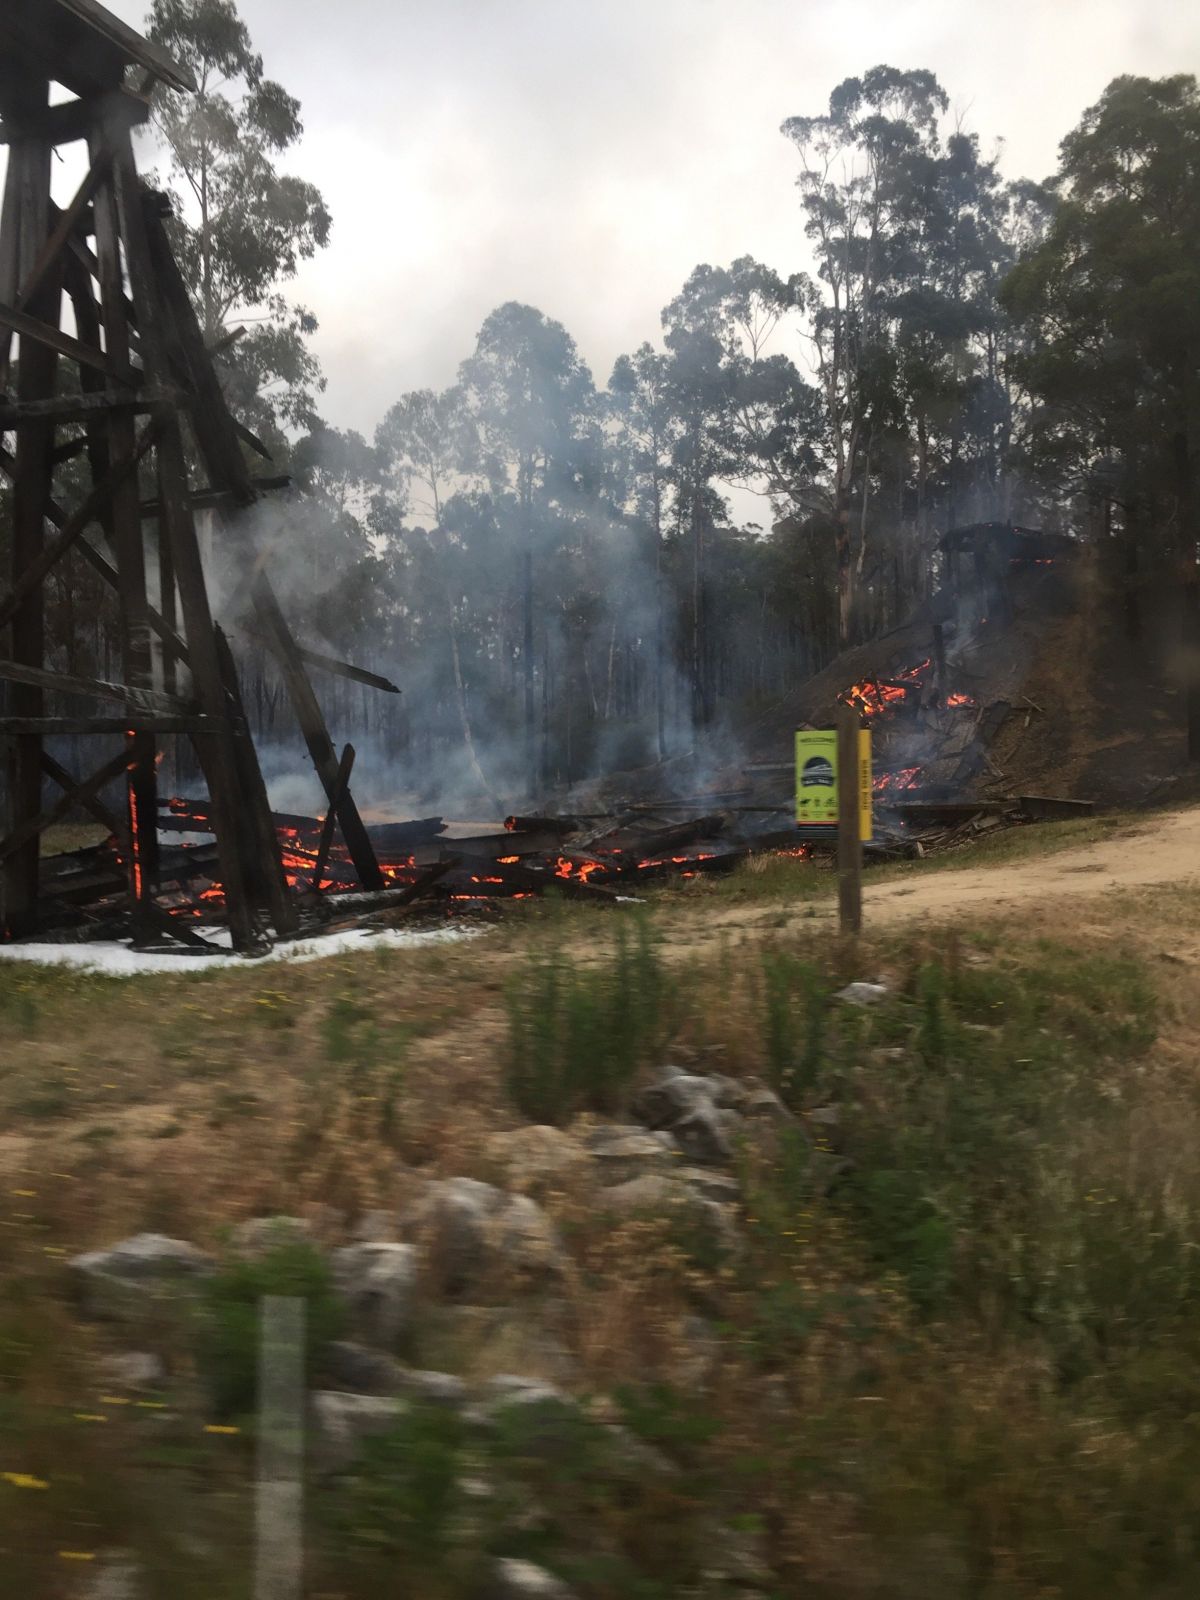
[146,0,332,441]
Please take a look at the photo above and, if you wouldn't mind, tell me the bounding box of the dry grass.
[4,858,1200,1594]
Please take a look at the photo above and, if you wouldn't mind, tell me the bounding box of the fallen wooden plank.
[1016,795,1096,821]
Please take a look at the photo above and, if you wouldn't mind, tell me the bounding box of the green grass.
[505,913,675,1123]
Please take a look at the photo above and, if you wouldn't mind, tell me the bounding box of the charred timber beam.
[238,622,400,694]
[0,747,129,866]
[0,444,194,671]
[0,658,197,715]
[0,386,177,427]
[142,194,383,893]
[41,749,130,855]
[1,714,212,735]
[0,419,159,628]
[0,90,150,148]
[139,475,291,519]
[0,290,124,379]
[311,744,355,892]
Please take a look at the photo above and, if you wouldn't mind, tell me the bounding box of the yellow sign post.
[795,725,872,840]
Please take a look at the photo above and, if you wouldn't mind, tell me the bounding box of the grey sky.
[77,0,1200,441]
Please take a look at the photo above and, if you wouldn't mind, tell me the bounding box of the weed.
[194,1239,342,1418]
[505,915,669,1123]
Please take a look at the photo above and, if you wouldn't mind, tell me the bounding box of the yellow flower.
[204,1424,240,1435]
[2,1472,49,1490]
[74,1414,107,1423]
[59,1552,96,1562]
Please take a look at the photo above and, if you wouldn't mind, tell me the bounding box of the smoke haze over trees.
[4,0,1198,807]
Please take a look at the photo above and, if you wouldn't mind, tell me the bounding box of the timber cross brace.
[0,0,385,954]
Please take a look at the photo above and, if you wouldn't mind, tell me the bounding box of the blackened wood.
[139,475,291,518]
[1186,580,1200,763]
[0,297,118,375]
[213,623,299,934]
[112,139,262,952]
[2,77,56,936]
[2,715,210,735]
[0,419,158,629]
[837,702,862,936]
[0,88,150,147]
[0,387,175,426]
[325,856,463,914]
[143,197,384,893]
[311,744,355,891]
[0,657,196,714]
[41,749,131,855]
[281,642,399,695]
[0,748,129,866]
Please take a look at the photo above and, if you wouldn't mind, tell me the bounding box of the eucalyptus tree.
[782,66,950,640]
[146,0,332,439]
[1002,74,1200,564]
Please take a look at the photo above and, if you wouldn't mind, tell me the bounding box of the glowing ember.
[554,857,604,882]
[840,657,975,719]
[874,767,922,793]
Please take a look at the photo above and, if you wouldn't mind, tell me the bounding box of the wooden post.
[523,547,535,801]
[1185,578,1200,764]
[311,744,355,892]
[837,702,862,936]
[932,622,946,703]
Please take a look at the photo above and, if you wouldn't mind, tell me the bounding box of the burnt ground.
[575,549,1197,813]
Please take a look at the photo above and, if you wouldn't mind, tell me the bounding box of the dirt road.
[859,808,1196,926]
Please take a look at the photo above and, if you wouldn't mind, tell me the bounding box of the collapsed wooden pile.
[23,784,1094,954]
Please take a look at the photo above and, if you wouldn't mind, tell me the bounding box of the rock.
[675,1313,720,1388]
[326,1341,468,1408]
[326,1340,407,1394]
[702,1523,773,1590]
[602,1175,739,1259]
[740,1085,794,1122]
[229,1215,310,1258]
[331,1243,418,1349]
[353,1209,399,1243]
[472,1378,585,1465]
[96,1351,165,1392]
[421,1302,577,1385]
[672,1104,741,1165]
[705,1073,751,1110]
[805,1104,841,1128]
[675,1166,740,1203]
[80,1553,141,1599]
[834,981,889,1007]
[406,1178,564,1297]
[310,1391,406,1474]
[586,1127,681,1185]
[393,1368,468,1409]
[632,1072,717,1130]
[487,1557,578,1600]
[484,1126,585,1195]
[69,1234,213,1321]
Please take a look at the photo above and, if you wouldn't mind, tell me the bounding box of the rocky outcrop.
[310,1390,407,1474]
[486,1557,579,1599]
[404,1177,566,1297]
[331,1242,418,1348]
[69,1233,213,1320]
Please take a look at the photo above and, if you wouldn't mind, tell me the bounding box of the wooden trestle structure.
[0,0,384,953]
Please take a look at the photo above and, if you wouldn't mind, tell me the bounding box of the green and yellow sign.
[795,728,873,840]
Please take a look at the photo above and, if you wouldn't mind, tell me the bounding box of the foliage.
[505,915,668,1123]
[194,1237,342,1417]
[146,0,332,435]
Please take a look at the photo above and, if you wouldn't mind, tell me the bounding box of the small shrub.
[505,915,669,1123]
[323,1403,481,1595]
[195,1239,343,1418]
[761,950,827,1106]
